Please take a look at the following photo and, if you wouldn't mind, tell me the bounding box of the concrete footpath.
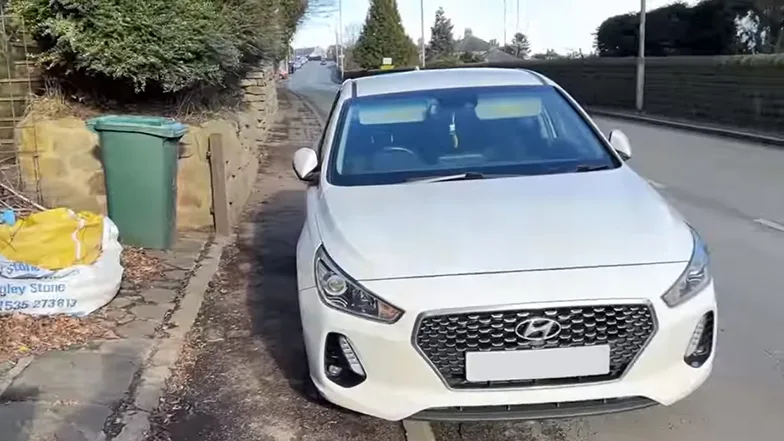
[0,233,226,441]
[143,88,406,441]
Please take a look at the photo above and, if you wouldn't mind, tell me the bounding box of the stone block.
[38,156,67,177]
[243,94,265,103]
[243,86,267,95]
[87,171,106,196]
[245,71,266,79]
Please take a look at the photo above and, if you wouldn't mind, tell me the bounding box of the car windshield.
[326,85,620,186]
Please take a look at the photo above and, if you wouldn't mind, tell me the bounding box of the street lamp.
[636,0,646,112]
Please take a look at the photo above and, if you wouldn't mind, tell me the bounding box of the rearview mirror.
[608,129,632,161]
[293,148,318,181]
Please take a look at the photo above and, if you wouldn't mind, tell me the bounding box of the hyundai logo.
[515,317,562,341]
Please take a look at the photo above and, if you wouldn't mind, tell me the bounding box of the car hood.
[315,167,693,281]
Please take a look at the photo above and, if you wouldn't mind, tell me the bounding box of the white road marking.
[647,179,666,189]
[403,420,436,441]
[754,218,784,233]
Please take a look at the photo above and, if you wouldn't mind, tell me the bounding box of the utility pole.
[420,0,426,67]
[338,0,344,77]
[335,28,339,62]
[503,0,507,44]
[636,0,646,112]
[516,0,519,33]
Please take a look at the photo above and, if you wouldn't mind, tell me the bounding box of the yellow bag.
[0,208,104,270]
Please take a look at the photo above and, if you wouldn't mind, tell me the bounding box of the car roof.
[349,67,551,98]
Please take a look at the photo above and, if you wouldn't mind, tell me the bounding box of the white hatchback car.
[292,68,716,422]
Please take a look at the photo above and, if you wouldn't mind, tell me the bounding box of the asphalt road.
[287,61,784,441]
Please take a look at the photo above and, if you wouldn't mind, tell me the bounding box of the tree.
[738,0,784,52]
[459,51,483,63]
[488,38,500,48]
[532,49,562,60]
[8,0,328,95]
[353,0,418,68]
[427,7,455,60]
[344,22,362,47]
[503,32,531,59]
[594,0,752,57]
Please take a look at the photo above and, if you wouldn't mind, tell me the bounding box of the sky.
[294,0,698,55]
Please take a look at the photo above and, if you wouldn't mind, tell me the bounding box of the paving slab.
[0,401,111,441]
[3,344,148,406]
[0,232,213,441]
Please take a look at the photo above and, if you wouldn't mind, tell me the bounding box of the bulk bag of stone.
[0,208,123,316]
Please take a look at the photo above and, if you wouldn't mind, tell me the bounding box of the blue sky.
[294,0,697,54]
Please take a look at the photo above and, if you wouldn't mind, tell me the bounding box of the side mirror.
[608,129,632,161]
[292,148,319,181]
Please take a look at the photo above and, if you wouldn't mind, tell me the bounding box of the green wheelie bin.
[87,115,187,250]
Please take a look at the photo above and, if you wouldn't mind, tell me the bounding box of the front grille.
[414,303,656,389]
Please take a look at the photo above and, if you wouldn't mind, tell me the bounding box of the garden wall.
[15,65,278,230]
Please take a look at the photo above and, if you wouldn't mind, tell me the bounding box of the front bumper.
[298,265,717,422]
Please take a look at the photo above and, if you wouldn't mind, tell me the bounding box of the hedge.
[8,0,307,94]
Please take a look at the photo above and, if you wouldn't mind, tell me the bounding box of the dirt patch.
[121,247,166,288]
[0,313,114,363]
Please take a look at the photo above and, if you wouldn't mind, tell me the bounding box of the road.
[287,61,784,441]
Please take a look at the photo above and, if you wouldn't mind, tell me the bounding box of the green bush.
[9,0,306,93]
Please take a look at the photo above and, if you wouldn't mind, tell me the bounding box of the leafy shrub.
[9,0,307,94]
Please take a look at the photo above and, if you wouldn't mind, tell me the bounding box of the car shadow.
[244,189,308,395]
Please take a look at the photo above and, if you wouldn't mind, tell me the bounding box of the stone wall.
[15,65,278,231]
[344,54,784,135]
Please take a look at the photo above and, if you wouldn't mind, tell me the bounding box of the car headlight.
[314,246,404,323]
[661,228,712,307]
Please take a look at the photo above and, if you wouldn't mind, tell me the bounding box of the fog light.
[323,333,367,387]
[684,311,715,368]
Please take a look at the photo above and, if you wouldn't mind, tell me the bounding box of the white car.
[292,67,716,422]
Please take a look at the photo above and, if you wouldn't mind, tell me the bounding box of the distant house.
[455,29,492,58]
[455,29,519,63]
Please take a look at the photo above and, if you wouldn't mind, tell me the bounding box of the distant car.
[321,60,327,65]
[292,67,717,422]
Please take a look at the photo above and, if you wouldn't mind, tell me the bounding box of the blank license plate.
[465,345,611,382]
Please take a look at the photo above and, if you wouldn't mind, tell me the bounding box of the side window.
[317,92,342,162]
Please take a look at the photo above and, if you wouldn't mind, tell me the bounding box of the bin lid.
[87,115,187,139]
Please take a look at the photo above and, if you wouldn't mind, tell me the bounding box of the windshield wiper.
[406,172,487,183]
[574,164,611,172]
